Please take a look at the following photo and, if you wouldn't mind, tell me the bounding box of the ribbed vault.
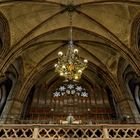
[0,0,140,122]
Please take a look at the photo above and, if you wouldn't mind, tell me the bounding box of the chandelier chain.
[54,2,88,81]
[69,11,73,47]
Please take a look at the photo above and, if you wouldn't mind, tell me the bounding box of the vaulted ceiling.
[1,0,140,101]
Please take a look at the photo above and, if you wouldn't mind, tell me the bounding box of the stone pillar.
[0,72,6,83]
[0,99,23,123]
[103,126,109,139]
[33,127,39,139]
[117,98,140,123]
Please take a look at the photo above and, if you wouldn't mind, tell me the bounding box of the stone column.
[117,98,140,123]
[0,99,23,123]
[33,127,39,139]
[0,72,6,83]
[103,126,109,139]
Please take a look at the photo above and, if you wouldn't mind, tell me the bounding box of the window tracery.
[53,82,88,97]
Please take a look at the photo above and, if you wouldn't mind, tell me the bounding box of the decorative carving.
[0,124,140,139]
[0,71,6,83]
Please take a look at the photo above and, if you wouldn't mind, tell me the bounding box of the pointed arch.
[0,11,10,56]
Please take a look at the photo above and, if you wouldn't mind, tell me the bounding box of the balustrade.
[0,124,140,139]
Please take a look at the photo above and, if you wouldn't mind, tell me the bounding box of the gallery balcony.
[0,124,140,140]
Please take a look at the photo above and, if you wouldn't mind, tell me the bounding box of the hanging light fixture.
[54,10,88,80]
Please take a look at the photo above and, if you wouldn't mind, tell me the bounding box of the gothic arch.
[130,12,140,59]
[115,57,140,122]
[124,66,140,114]
[8,58,122,120]
[0,57,24,121]
[0,11,10,57]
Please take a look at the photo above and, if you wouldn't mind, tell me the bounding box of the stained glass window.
[53,81,88,97]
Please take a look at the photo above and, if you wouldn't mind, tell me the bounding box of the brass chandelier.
[54,12,88,80]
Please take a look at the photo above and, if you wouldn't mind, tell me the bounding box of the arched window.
[51,81,89,121]
[53,82,88,97]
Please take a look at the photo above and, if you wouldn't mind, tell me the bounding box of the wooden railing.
[0,124,140,139]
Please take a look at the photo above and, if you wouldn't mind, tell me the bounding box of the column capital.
[0,71,6,83]
[117,97,133,104]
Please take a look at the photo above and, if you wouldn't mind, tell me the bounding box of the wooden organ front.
[23,81,116,124]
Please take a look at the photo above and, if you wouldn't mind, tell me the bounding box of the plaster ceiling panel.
[72,13,120,46]
[31,27,110,46]
[0,2,62,46]
[35,69,58,87]
[82,69,100,85]
[13,11,70,48]
[44,71,57,85]
[23,42,62,64]
[78,42,116,64]
[22,42,62,76]
[79,3,133,46]
[8,11,119,49]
